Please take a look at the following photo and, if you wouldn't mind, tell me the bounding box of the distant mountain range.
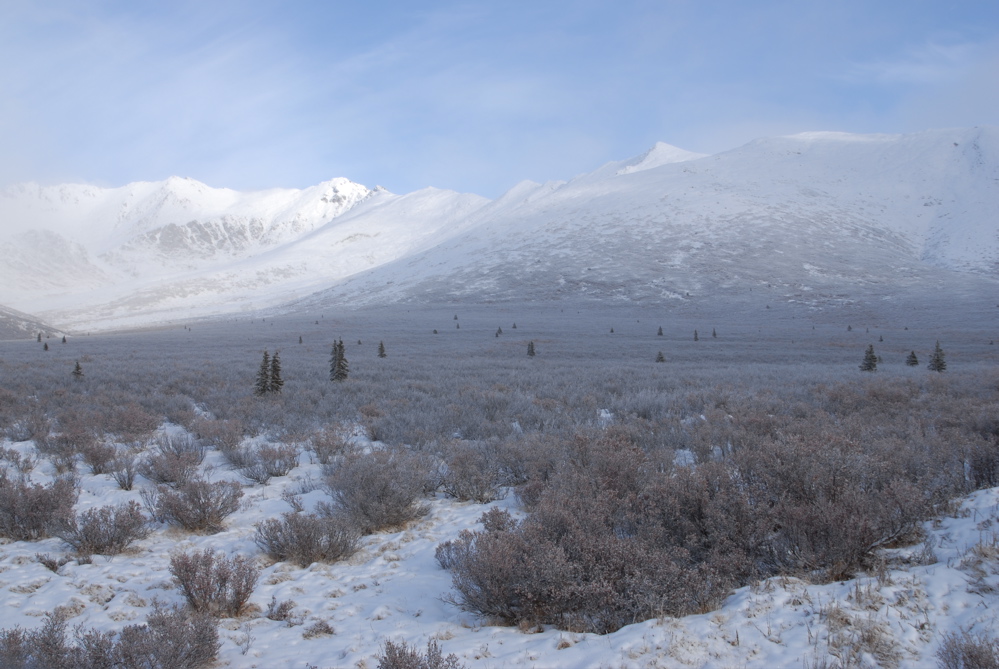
[1,127,996,332]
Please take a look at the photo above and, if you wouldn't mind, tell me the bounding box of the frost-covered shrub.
[103,402,161,443]
[80,440,117,475]
[0,473,77,541]
[110,452,139,490]
[936,630,999,669]
[255,512,360,566]
[239,444,300,484]
[325,448,431,533]
[439,440,505,503]
[309,425,352,465]
[377,639,466,669]
[153,479,243,533]
[0,448,35,477]
[0,602,219,669]
[138,435,205,486]
[169,549,258,618]
[55,501,149,556]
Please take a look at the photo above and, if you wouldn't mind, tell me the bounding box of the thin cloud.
[845,40,982,85]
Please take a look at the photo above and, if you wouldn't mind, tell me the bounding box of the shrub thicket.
[325,448,431,533]
[377,639,466,669]
[55,501,149,557]
[152,479,243,533]
[0,602,219,669]
[255,512,360,566]
[0,474,77,541]
[169,549,259,617]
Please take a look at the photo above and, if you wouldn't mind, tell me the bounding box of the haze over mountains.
[1,127,996,333]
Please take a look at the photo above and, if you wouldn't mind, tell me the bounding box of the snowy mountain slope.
[0,177,488,329]
[303,127,999,310]
[0,304,62,341]
[1,127,996,331]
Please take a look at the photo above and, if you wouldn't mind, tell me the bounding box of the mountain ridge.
[1,127,996,332]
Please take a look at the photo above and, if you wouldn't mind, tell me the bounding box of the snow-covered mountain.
[0,177,488,329]
[305,127,999,311]
[1,127,997,331]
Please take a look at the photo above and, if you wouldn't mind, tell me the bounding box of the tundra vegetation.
[0,303,996,665]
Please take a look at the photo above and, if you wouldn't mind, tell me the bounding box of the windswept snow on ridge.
[616,141,708,175]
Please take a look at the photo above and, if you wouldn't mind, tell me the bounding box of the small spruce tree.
[331,339,349,382]
[62,335,67,344]
[255,351,271,395]
[859,344,877,372]
[37,333,41,343]
[657,326,663,336]
[298,335,303,344]
[512,323,517,329]
[270,351,283,393]
[879,335,883,342]
[43,342,48,351]
[694,330,699,341]
[655,351,665,363]
[527,341,536,357]
[378,341,386,358]
[496,327,502,335]
[712,328,717,338]
[927,341,946,372]
[72,361,84,381]
[906,351,919,366]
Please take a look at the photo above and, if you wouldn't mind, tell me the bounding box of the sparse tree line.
[860,340,946,372]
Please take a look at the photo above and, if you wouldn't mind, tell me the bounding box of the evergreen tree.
[378,341,387,358]
[433,329,438,334]
[270,351,284,393]
[879,335,883,342]
[331,339,349,382]
[62,335,67,344]
[655,351,665,363]
[36,333,41,342]
[72,361,84,381]
[43,342,48,351]
[456,323,460,329]
[512,323,517,329]
[906,351,919,366]
[859,344,877,372]
[694,330,699,341]
[454,314,458,320]
[657,326,663,336]
[927,341,946,372]
[610,327,614,333]
[712,328,717,338]
[299,335,303,344]
[255,350,271,395]
[847,325,852,332]
[527,341,536,357]
[496,327,502,335]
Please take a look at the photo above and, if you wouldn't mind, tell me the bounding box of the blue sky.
[1,1,997,197]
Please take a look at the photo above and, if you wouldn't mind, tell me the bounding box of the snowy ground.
[1,423,997,669]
